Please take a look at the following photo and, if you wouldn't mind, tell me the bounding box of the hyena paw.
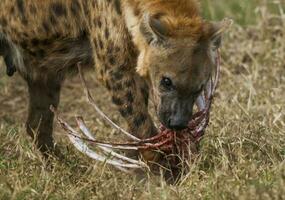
[4,55,17,76]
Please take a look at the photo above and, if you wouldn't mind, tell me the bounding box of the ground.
[0,1,284,200]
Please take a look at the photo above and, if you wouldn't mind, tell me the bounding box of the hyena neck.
[122,1,143,49]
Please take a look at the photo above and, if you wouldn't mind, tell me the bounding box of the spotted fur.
[0,0,228,156]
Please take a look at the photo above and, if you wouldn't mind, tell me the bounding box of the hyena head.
[136,13,231,130]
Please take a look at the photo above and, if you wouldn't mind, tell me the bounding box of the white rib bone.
[76,117,148,168]
[196,95,206,111]
[68,134,143,169]
[197,119,206,132]
[56,114,140,150]
[213,51,221,94]
[205,80,212,99]
[78,64,141,142]
[50,106,146,169]
[58,117,143,169]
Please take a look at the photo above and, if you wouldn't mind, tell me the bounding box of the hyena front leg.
[105,67,157,139]
[104,67,159,161]
[0,33,17,76]
[106,69,156,138]
[26,77,62,157]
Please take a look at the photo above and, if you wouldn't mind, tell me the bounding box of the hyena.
[0,0,227,158]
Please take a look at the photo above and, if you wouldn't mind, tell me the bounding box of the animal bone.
[51,50,221,171]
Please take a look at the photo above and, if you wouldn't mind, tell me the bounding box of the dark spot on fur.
[93,38,98,49]
[141,87,149,105]
[95,51,101,59]
[29,4,37,14]
[112,96,124,106]
[92,1,97,8]
[20,41,28,49]
[36,49,45,58]
[10,28,18,36]
[114,46,120,53]
[104,28,110,39]
[16,0,28,25]
[111,71,123,80]
[50,2,67,17]
[71,0,81,16]
[114,0,122,15]
[119,106,133,118]
[79,5,88,14]
[23,33,29,38]
[118,62,129,70]
[31,38,40,46]
[104,63,111,70]
[98,20,102,28]
[0,18,7,27]
[98,38,104,49]
[124,79,135,87]
[49,14,57,25]
[126,91,134,103]
[58,46,69,54]
[112,82,123,91]
[28,50,37,57]
[64,21,71,29]
[133,114,147,128]
[106,81,111,90]
[107,45,113,55]
[16,0,25,16]
[42,21,50,33]
[42,39,52,45]
[134,8,140,16]
[10,7,15,15]
[96,18,102,28]
[108,56,116,65]
[100,69,104,77]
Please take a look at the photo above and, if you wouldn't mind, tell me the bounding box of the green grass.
[0,1,285,199]
[202,0,285,24]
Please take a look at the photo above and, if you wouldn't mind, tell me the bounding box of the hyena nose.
[168,118,188,131]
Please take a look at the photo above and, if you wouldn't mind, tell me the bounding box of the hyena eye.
[160,77,174,91]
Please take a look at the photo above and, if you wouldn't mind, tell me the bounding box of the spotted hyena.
[0,0,227,157]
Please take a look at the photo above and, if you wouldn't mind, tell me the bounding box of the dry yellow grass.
[0,2,284,200]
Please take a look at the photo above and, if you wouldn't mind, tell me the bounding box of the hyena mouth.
[52,50,221,172]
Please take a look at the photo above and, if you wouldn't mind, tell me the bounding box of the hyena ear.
[209,18,233,50]
[140,13,169,45]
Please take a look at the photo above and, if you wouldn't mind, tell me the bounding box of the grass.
[202,0,285,25]
[0,1,285,199]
